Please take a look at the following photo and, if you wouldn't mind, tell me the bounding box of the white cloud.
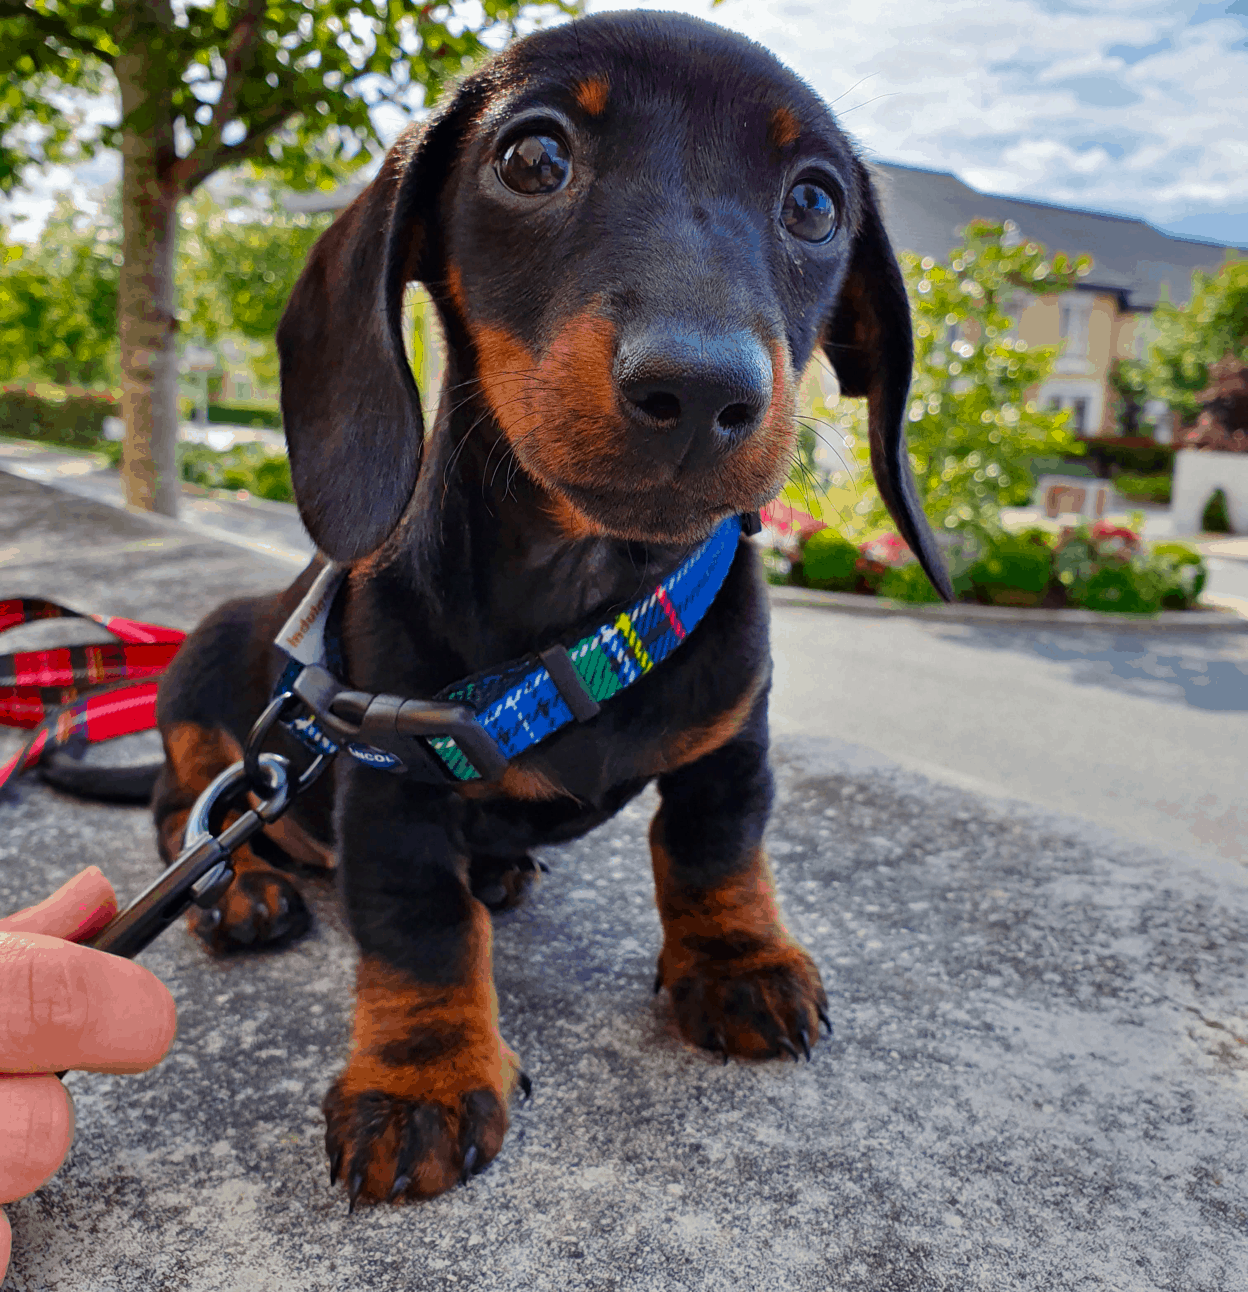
[586,0,1248,235]
[4,0,1246,242]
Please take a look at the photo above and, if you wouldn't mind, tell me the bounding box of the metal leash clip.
[87,692,332,960]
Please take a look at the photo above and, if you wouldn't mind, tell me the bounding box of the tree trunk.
[115,10,181,517]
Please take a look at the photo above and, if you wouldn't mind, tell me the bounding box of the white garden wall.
[1171,449,1248,534]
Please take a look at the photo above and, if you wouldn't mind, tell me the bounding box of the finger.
[0,867,117,943]
[0,1073,75,1204]
[0,933,177,1075]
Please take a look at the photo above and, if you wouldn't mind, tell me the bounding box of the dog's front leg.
[651,707,829,1062]
[323,768,523,1208]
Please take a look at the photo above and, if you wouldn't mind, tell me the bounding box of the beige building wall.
[1015,291,1143,437]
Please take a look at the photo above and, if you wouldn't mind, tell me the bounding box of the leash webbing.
[0,598,185,792]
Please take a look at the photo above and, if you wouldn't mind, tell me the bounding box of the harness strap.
[275,512,748,782]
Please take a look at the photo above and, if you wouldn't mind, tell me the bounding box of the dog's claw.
[329,1146,343,1186]
[518,1070,533,1101]
[797,1026,812,1062]
[388,1173,411,1202]
[460,1144,478,1185]
[778,1037,800,1062]
[347,1171,365,1215]
[816,1005,833,1036]
[654,971,664,996]
[537,860,550,874]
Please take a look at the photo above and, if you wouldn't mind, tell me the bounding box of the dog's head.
[277,11,952,600]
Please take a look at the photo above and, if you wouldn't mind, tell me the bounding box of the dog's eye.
[782,181,837,243]
[497,134,572,196]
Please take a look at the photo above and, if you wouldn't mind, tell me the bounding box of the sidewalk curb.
[768,583,1248,631]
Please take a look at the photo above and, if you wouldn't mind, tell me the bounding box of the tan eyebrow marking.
[573,74,610,117]
[769,106,801,148]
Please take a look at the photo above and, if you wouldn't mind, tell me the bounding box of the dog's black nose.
[615,326,772,458]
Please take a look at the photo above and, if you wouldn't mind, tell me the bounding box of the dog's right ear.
[276,88,479,563]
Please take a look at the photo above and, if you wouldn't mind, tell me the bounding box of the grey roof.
[869,161,1247,310]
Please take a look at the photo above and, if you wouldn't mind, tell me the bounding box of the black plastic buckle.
[292,664,508,783]
[739,510,762,537]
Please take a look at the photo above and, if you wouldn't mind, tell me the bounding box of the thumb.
[0,868,118,943]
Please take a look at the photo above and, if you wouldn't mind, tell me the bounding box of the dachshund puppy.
[152,10,951,1208]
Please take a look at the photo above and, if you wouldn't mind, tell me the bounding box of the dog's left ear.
[822,167,954,602]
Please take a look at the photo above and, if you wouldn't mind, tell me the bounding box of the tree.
[0,191,120,386]
[176,181,333,394]
[1147,257,1248,426]
[819,219,1090,532]
[0,0,576,516]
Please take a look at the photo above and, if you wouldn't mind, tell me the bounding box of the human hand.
[0,867,177,1280]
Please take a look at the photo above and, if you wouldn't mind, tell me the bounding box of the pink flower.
[857,533,911,567]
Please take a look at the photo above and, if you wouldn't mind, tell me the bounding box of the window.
[1070,398,1088,434]
[1058,295,1090,360]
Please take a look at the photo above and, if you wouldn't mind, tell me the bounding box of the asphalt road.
[2,471,1248,1292]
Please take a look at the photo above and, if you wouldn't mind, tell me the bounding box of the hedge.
[206,400,282,429]
[0,383,118,448]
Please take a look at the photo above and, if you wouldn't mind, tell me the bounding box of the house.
[868,161,1248,442]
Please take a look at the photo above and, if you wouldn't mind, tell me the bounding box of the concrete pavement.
[2,470,1248,1291]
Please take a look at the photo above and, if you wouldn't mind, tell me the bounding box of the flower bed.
[763,504,1208,616]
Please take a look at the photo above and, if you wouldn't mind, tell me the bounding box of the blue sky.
[5,0,1248,246]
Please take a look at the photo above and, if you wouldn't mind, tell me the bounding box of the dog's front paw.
[324,957,527,1207]
[656,936,830,1063]
[323,1066,521,1208]
[189,861,310,952]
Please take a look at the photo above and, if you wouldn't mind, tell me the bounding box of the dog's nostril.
[717,402,754,433]
[636,392,682,423]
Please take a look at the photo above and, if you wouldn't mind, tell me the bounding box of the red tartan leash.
[0,597,185,794]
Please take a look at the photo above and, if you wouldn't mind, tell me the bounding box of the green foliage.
[0,195,120,386]
[1081,439,1175,475]
[968,527,1054,605]
[1149,542,1208,609]
[1054,523,1207,615]
[877,562,941,604]
[1,0,582,199]
[787,519,1208,615]
[1114,473,1172,504]
[1106,356,1151,435]
[1147,258,1248,423]
[799,528,859,591]
[177,185,332,349]
[0,381,117,445]
[1201,487,1231,533]
[828,219,1090,531]
[206,400,282,428]
[178,441,292,501]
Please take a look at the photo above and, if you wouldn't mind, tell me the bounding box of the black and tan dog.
[152,11,952,1207]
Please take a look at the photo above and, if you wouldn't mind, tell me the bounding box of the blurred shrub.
[1114,473,1172,504]
[207,400,282,429]
[0,383,118,447]
[799,529,860,591]
[178,442,293,502]
[1202,488,1231,533]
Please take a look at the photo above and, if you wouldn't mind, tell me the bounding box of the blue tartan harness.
[273,512,751,783]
